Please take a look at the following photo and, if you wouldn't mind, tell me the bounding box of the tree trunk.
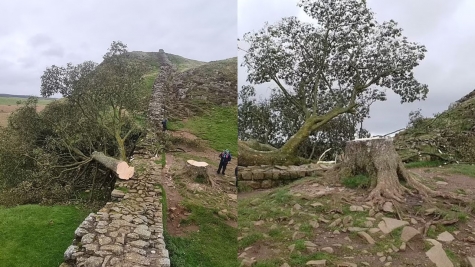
[91,151,134,180]
[238,140,308,166]
[338,138,437,205]
[184,160,210,184]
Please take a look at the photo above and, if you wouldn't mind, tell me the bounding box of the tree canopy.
[40,41,148,160]
[241,0,429,156]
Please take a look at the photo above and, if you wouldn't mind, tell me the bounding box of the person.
[217,149,231,175]
[162,118,167,132]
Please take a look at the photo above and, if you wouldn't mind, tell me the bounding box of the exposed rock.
[378,217,409,234]
[467,257,475,267]
[437,231,455,243]
[130,240,150,248]
[84,256,103,267]
[304,241,317,247]
[401,226,421,242]
[64,245,79,261]
[306,259,326,266]
[349,205,364,212]
[321,247,334,253]
[111,189,126,198]
[382,202,394,213]
[309,220,320,229]
[426,243,454,267]
[357,231,375,245]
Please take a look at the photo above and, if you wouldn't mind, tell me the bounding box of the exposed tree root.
[339,138,470,207]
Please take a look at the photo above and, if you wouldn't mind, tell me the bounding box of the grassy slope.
[167,203,238,267]
[0,205,90,267]
[166,105,238,266]
[395,91,475,161]
[166,53,206,72]
[184,106,238,154]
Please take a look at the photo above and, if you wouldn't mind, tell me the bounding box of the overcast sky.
[238,0,475,135]
[0,0,236,97]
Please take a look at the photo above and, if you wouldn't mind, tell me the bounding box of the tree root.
[365,159,471,206]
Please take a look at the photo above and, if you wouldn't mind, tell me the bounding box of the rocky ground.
[238,166,475,267]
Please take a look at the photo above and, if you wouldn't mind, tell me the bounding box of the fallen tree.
[91,152,134,180]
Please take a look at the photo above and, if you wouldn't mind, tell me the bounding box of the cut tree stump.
[185,160,210,184]
[91,151,134,180]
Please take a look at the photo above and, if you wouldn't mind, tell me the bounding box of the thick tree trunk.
[338,138,438,205]
[184,160,210,184]
[91,151,134,180]
[238,140,308,166]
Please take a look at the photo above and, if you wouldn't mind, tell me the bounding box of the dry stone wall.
[60,156,170,267]
[237,164,330,190]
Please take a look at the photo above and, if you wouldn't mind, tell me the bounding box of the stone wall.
[237,164,330,190]
[60,157,170,267]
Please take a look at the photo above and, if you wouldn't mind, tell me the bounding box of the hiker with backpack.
[217,149,231,175]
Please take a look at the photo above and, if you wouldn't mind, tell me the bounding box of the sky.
[0,0,237,97]
[238,0,475,135]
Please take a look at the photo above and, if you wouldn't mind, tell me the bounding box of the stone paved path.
[61,157,170,267]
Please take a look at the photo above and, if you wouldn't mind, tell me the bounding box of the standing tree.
[240,0,428,164]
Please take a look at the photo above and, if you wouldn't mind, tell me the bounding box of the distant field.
[0,96,54,106]
[0,97,55,127]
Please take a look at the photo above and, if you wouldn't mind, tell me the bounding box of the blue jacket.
[219,152,231,164]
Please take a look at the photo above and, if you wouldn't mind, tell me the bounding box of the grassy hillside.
[0,205,90,267]
[395,89,475,162]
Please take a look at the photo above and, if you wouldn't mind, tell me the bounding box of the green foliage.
[0,205,90,267]
[166,203,238,267]
[341,174,370,189]
[184,106,237,154]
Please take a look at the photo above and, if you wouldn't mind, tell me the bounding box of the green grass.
[341,175,370,189]
[184,106,237,154]
[166,54,206,72]
[405,161,445,169]
[0,96,54,106]
[0,204,90,267]
[168,120,185,131]
[166,203,239,267]
[446,164,475,177]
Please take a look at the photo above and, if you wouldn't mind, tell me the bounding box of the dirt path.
[410,167,475,199]
[157,129,237,237]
